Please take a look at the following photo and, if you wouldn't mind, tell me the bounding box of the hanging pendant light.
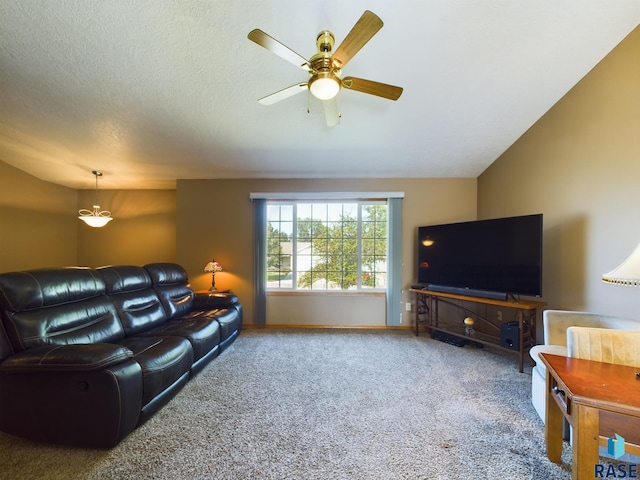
[78,170,113,228]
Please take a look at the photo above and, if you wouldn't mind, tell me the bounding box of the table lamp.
[204,260,223,291]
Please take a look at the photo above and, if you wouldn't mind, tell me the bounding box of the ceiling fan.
[247,10,403,126]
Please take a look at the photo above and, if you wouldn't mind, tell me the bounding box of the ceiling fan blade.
[248,29,312,71]
[322,97,340,127]
[258,83,308,105]
[342,77,403,101]
[332,10,383,69]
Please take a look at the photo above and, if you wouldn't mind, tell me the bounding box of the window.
[251,192,403,326]
[266,201,387,291]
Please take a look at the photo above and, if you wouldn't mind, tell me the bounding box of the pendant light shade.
[78,171,113,227]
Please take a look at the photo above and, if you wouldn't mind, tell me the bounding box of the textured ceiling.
[1,1,639,189]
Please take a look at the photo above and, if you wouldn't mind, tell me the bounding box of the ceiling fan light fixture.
[309,73,340,100]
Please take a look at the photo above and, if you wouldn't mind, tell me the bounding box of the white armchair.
[529,310,640,422]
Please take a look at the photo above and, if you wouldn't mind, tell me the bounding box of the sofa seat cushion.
[117,336,193,406]
[135,317,220,362]
[210,308,242,342]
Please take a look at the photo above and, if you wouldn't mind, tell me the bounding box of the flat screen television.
[417,214,543,299]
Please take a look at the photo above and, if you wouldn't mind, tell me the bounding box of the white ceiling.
[1,1,639,190]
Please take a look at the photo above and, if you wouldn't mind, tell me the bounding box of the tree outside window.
[266,201,387,291]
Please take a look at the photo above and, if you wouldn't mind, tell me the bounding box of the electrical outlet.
[497,310,502,322]
[405,302,412,312]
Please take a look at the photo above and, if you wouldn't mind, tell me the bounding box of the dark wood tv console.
[410,289,546,372]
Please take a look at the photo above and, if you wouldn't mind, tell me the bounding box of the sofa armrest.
[0,343,133,372]
[0,355,143,447]
[193,292,239,309]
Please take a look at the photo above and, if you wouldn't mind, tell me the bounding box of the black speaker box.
[500,321,521,351]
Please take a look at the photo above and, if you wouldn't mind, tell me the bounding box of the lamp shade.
[602,241,640,287]
[204,260,222,273]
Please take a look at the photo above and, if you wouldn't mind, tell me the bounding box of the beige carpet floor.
[0,328,573,479]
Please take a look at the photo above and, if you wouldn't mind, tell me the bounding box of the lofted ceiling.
[1,1,639,190]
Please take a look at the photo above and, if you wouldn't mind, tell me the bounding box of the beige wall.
[0,160,77,271]
[478,26,640,320]
[0,159,177,271]
[267,293,387,327]
[77,189,177,267]
[176,178,477,326]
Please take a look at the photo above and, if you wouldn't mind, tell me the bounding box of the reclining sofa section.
[0,262,242,447]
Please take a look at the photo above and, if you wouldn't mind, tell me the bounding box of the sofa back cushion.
[0,268,124,353]
[97,265,168,335]
[144,263,195,319]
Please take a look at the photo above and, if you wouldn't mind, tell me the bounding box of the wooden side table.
[540,353,640,479]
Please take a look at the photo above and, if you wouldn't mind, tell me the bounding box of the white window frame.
[265,200,388,292]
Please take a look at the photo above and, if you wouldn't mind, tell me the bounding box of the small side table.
[541,353,640,479]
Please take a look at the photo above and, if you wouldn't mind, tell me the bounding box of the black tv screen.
[417,214,543,298]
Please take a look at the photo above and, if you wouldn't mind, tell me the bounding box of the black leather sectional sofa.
[0,262,242,447]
